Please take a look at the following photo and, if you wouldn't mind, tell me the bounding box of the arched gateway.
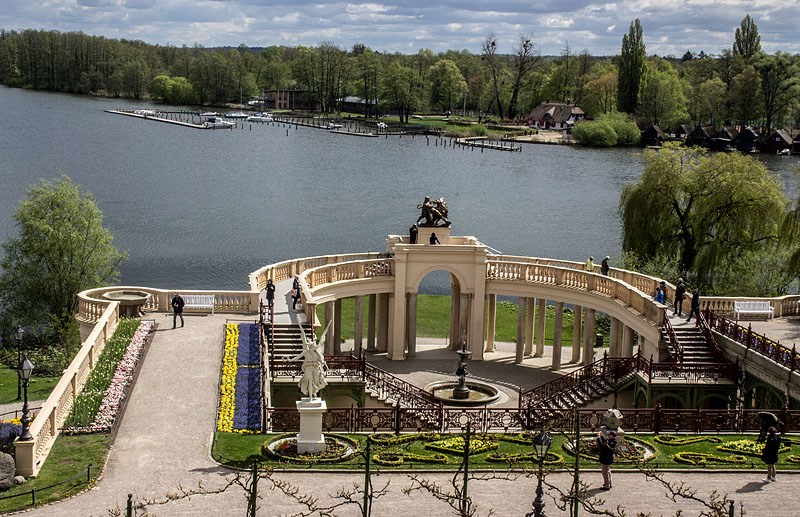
[249,226,668,367]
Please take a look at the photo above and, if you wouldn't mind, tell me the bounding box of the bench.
[734,301,773,321]
[182,294,215,314]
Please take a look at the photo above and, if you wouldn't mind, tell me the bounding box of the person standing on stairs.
[686,287,700,323]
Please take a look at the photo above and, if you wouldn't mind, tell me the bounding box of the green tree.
[427,59,467,112]
[149,74,171,101]
[0,176,126,348]
[638,60,688,130]
[619,143,787,287]
[755,52,800,132]
[733,14,761,59]
[167,76,194,104]
[729,65,761,127]
[572,111,639,147]
[691,77,727,128]
[381,61,416,122]
[581,62,617,117]
[617,19,647,113]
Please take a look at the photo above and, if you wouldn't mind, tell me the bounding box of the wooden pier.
[105,109,207,129]
[455,137,522,152]
[330,129,379,138]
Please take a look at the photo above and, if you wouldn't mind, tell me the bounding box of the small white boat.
[225,112,249,119]
[134,109,157,116]
[247,113,273,122]
[199,112,219,120]
[376,122,387,130]
[778,148,791,156]
[204,117,235,129]
[325,122,343,129]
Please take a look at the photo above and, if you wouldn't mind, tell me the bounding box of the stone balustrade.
[248,252,385,291]
[15,302,120,477]
[698,295,800,317]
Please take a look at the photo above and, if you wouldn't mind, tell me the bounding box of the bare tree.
[481,35,505,120]
[507,34,542,120]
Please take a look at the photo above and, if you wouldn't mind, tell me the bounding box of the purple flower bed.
[235,323,261,366]
[233,365,261,431]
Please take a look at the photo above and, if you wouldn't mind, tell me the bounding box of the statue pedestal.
[296,398,327,454]
[417,226,451,244]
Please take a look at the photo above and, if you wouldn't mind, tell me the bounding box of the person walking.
[409,224,418,244]
[171,293,185,329]
[674,278,686,316]
[265,279,276,308]
[761,426,781,482]
[292,276,301,310]
[429,232,440,245]
[654,287,665,304]
[686,287,700,323]
[586,256,595,272]
[601,256,610,276]
[598,430,617,489]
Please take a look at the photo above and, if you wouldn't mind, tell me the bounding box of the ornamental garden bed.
[213,431,800,471]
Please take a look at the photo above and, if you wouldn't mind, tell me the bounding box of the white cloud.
[545,15,574,28]
[607,24,616,32]
[447,23,462,30]
[345,3,390,14]
[273,12,300,23]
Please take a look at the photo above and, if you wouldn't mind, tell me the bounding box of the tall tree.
[729,65,761,127]
[638,60,688,130]
[617,19,647,113]
[619,143,787,286]
[427,59,467,112]
[0,176,126,348]
[755,52,800,132]
[381,61,416,123]
[733,14,761,59]
[481,35,505,119]
[507,34,541,119]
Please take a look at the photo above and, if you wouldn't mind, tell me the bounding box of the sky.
[2,0,800,57]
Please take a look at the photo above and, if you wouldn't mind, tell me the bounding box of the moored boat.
[204,117,235,129]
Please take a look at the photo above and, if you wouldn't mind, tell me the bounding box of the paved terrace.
[17,309,800,516]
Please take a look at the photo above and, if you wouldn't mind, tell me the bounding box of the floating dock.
[455,137,522,152]
[105,109,207,129]
[330,129,379,138]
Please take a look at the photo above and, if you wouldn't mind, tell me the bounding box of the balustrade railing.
[662,316,683,362]
[707,310,800,372]
[262,405,800,434]
[699,295,800,317]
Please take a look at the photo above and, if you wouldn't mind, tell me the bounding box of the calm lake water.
[1,86,798,293]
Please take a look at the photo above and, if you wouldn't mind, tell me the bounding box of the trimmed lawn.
[0,367,59,406]
[315,294,609,347]
[0,433,110,513]
[213,432,800,471]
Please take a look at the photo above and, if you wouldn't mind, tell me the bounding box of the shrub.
[572,121,617,146]
[468,124,488,137]
[600,112,640,146]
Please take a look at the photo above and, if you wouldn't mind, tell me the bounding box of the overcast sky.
[2,0,799,57]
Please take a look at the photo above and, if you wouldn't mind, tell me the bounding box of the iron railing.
[707,310,800,372]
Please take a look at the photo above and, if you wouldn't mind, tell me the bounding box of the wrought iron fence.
[708,310,800,371]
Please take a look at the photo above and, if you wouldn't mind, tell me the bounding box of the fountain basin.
[424,380,501,406]
[101,290,152,317]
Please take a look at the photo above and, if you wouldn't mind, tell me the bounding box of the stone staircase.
[543,372,635,411]
[671,326,715,364]
[265,322,312,361]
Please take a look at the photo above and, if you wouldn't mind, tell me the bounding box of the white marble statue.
[599,408,625,445]
[291,322,332,398]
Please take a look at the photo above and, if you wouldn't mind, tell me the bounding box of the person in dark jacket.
[429,232,440,245]
[761,426,781,482]
[409,224,418,244]
[171,293,185,329]
[292,276,301,310]
[685,287,700,323]
[265,279,276,307]
[600,256,610,276]
[674,278,686,316]
[598,430,617,489]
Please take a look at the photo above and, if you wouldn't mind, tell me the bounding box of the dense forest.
[1,15,798,133]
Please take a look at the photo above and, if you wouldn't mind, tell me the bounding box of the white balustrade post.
[535,298,546,357]
[571,305,582,363]
[552,302,564,370]
[525,298,535,356]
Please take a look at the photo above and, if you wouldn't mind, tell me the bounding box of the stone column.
[609,317,620,358]
[552,301,564,370]
[485,293,497,352]
[515,296,526,364]
[406,293,417,358]
[535,298,546,357]
[623,325,635,358]
[450,280,461,349]
[459,293,470,348]
[571,305,582,363]
[366,294,377,352]
[377,293,389,352]
[324,301,334,355]
[353,295,364,354]
[582,308,596,366]
[333,298,343,355]
[525,298,535,356]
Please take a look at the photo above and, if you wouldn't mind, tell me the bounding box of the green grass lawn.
[315,295,609,347]
[0,367,60,406]
[0,433,110,513]
[213,432,800,471]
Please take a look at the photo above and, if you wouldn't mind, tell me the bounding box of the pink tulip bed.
[62,319,154,434]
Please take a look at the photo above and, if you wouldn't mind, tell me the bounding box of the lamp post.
[13,326,25,400]
[528,432,552,517]
[17,356,34,442]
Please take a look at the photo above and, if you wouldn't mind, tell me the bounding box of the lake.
[1,86,797,293]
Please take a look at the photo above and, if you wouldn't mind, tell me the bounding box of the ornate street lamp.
[17,356,34,442]
[528,432,553,517]
[13,326,25,400]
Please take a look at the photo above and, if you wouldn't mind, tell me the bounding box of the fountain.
[101,290,152,317]
[424,336,500,406]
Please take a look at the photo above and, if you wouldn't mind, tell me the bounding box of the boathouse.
[735,126,760,153]
[641,124,666,147]
[685,125,715,148]
[762,129,793,154]
[527,101,584,130]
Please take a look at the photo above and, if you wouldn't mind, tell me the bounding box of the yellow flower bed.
[217,323,238,432]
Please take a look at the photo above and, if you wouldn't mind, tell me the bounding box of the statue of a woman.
[291,322,331,398]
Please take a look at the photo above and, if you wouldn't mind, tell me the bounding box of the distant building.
[735,126,759,153]
[337,96,378,116]
[674,124,692,141]
[685,125,715,148]
[527,101,584,130]
[641,124,666,147]
[761,129,793,154]
[710,126,738,152]
[262,90,318,111]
